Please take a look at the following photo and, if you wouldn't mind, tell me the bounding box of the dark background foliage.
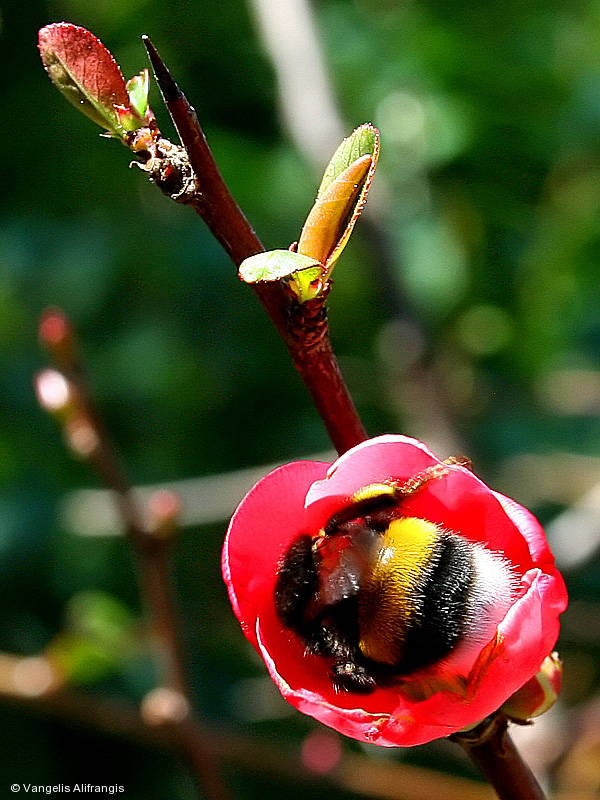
[1,0,599,796]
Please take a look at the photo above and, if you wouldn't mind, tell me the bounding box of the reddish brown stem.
[143,36,367,455]
[286,293,367,453]
[454,716,546,800]
[297,337,367,452]
[136,542,189,696]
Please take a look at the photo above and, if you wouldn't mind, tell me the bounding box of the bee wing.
[319,548,364,607]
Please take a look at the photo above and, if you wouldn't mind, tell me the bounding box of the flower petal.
[493,491,556,567]
[222,460,327,647]
[256,567,566,746]
[224,436,567,747]
[397,468,534,572]
[305,435,533,571]
[304,435,441,529]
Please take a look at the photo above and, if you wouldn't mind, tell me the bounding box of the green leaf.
[317,123,379,198]
[297,124,380,282]
[298,154,372,266]
[126,69,149,118]
[288,265,325,303]
[239,250,324,303]
[66,590,135,652]
[47,590,139,685]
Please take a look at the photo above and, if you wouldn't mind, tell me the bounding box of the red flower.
[222,435,567,746]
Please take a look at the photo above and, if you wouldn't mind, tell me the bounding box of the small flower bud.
[147,489,182,539]
[38,308,75,367]
[141,686,190,726]
[11,655,61,697]
[501,652,563,721]
[64,414,101,459]
[34,369,73,415]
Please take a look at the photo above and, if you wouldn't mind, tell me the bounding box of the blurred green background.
[2,0,600,797]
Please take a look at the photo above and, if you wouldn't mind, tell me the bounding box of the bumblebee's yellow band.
[358,517,440,665]
[351,483,398,504]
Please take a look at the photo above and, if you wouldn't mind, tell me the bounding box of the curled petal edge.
[256,567,566,747]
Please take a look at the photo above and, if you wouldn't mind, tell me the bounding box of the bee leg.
[331,659,377,694]
[304,619,378,693]
[326,629,378,693]
[300,624,330,657]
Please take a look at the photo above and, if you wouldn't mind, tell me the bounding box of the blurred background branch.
[0,647,498,800]
[2,0,600,796]
[35,310,229,800]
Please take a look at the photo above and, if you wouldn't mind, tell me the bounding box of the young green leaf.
[298,123,380,279]
[239,250,324,303]
[38,22,145,138]
[297,153,372,266]
[317,123,379,196]
[288,264,326,303]
[126,68,150,118]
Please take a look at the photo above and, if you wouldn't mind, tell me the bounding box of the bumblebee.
[274,469,516,693]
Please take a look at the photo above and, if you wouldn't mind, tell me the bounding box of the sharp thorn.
[142,35,182,103]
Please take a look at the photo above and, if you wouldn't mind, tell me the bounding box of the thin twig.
[48,326,188,695]
[453,716,547,800]
[142,36,367,455]
[38,312,229,800]
[0,654,494,800]
[248,0,346,167]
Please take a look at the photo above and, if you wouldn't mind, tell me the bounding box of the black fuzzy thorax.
[274,534,319,631]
